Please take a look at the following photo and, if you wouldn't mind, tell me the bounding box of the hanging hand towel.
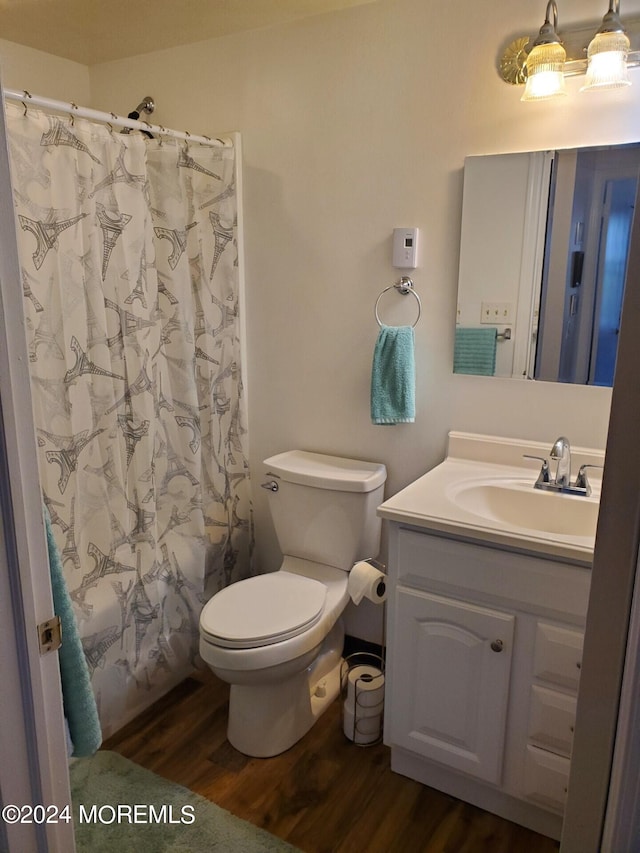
[370,324,415,425]
[44,505,102,757]
[453,327,497,376]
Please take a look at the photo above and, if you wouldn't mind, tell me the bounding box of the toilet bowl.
[198,450,386,757]
[200,557,350,756]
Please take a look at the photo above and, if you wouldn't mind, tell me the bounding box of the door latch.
[38,615,62,654]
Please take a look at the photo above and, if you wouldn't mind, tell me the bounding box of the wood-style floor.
[104,669,560,853]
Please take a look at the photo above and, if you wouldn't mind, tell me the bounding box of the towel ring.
[375,276,421,328]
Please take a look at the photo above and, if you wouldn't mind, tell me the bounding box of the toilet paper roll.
[343,704,382,744]
[348,561,387,605]
[343,698,381,720]
[345,664,385,711]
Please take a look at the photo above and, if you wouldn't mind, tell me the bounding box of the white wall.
[0,38,89,102]
[5,0,640,640]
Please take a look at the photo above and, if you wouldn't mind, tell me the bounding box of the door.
[0,77,75,852]
[561,154,640,852]
[589,177,636,386]
[389,588,515,784]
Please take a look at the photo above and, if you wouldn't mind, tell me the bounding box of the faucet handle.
[523,454,550,484]
[574,464,603,495]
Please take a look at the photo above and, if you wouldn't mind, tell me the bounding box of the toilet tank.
[263,450,387,571]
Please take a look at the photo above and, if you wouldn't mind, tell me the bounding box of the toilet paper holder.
[340,651,385,747]
[348,558,388,605]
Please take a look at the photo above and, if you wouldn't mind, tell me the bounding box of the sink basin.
[449,479,599,539]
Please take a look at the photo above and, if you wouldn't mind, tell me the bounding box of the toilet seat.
[200,572,327,649]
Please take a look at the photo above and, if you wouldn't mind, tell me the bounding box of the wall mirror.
[454,143,640,385]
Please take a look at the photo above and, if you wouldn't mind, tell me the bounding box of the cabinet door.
[389,588,514,784]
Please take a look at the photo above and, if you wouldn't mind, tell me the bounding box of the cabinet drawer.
[528,685,576,757]
[533,622,583,690]
[523,745,570,812]
[395,528,591,620]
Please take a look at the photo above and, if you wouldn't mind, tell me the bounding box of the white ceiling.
[0,0,374,65]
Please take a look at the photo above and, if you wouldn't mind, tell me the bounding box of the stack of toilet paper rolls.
[343,663,385,745]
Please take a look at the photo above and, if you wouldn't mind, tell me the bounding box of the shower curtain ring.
[69,102,78,126]
[22,101,28,116]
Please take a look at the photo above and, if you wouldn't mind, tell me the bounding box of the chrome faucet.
[550,436,571,488]
[523,436,602,496]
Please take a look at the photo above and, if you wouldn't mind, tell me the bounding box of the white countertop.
[377,433,604,566]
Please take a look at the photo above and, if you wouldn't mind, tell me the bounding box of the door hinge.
[38,615,62,654]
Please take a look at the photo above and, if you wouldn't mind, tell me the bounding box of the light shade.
[521,41,568,100]
[581,28,631,90]
[521,1,568,101]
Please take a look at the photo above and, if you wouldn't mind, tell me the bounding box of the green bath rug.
[69,750,299,852]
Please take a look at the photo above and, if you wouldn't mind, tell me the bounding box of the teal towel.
[370,324,415,425]
[453,327,497,376]
[44,506,102,757]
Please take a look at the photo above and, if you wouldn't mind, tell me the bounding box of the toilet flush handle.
[260,480,279,492]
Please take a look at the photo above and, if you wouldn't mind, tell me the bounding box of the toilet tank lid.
[263,450,387,493]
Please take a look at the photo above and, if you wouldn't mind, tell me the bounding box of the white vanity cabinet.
[383,525,591,841]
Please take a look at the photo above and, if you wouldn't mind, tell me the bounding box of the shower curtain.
[6,102,253,736]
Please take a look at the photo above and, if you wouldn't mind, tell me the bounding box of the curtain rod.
[2,88,232,148]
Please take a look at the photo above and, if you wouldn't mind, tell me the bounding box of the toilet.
[199,449,386,757]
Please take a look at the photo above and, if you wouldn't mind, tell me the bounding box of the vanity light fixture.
[499,0,640,98]
[521,1,567,101]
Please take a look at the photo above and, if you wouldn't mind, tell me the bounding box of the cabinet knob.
[490,639,504,653]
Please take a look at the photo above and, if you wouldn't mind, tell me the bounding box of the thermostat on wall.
[392,227,419,269]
